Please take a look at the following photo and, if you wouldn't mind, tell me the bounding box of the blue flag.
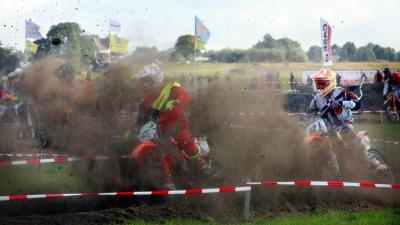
[25,20,42,40]
[195,16,210,44]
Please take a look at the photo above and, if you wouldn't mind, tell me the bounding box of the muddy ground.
[0,190,398,225]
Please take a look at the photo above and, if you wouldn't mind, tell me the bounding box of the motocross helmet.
[390,72,400,86]
[137,63,164,88]
[138,121,159,142]
[194,136,211,158]
[312,68,337,96]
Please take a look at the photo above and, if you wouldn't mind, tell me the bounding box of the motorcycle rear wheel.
[39,131,50,148]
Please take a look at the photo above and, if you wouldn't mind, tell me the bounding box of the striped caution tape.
[246,181,400,189]
[0,153,68,158]
[0,186,251,202]
[0,155,132,167]
[223,110,385,117]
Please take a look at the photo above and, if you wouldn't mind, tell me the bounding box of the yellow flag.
[195,37,205,50]
[26,40,38,54]
[110,34,128,54]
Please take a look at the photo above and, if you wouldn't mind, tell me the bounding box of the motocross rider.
[136,63,209,190]
[383,68,400,101]
[306,68,361,133]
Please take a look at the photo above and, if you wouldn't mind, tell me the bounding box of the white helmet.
[137,63,164,84]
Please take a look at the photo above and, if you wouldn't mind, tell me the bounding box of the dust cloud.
[1,57,398,218]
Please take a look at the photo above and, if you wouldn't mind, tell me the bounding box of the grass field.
[162,62,400,77]
[112,209,400,225]
[158,61,400,90]
[0,164,87,195]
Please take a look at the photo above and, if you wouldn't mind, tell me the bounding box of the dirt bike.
[302,76,396,183]
[302,108,396,183]
[131,120,214,190]
[383,92,400,122]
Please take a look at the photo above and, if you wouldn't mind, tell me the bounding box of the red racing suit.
[136,82,206,184]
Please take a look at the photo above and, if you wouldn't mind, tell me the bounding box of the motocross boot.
[161,157,176,190]
[190,151,211,175]
[162,181,176,191]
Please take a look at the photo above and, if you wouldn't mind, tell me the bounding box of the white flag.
[320,18,333,67]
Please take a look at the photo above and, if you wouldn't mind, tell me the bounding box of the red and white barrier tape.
[224,110,385,117]
[284,110,385,116]
[0,155,132,167]
[0,186,251,202]
[246,181,400,189]
[0,153,68,158]
[261,81,308,84]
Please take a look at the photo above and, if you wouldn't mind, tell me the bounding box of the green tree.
[205,49,246,63]
[252,33,307,62]
[173,35,204,61]
[386,47,397,61]
[34,22,96,67]
[276,37,302,50]
[307,46,322,62]
[342,42,357,61]
[46,22,82,61]
[79,35,96,65]
[130,46,159,62]
[0,42,20,75]
[246,48,285,63]
[372,44,386,60]
[331,44,341,57]
[34,38,52,59]
[253,33,277,49]
[356,46,376,61]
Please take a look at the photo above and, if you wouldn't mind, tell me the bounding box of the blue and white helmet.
[138,121,159,142]
[137,63,164,84]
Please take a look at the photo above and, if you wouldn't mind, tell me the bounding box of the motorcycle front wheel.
[385,106,400,122]
[367,149,397,184]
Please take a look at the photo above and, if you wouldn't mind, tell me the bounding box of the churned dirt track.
[0,192,397,225]
[1,59,399,224]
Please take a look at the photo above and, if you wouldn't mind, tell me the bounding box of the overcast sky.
[1,0,399,52]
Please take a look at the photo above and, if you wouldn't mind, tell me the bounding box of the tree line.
[204,33,400,63]
[1,22,400,76]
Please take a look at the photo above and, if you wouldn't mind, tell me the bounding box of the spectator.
[374,70,383,83]
[306,75,313,86]
[289,72,296,90]
[336,73,342,86]
[383,68,391,81]
[361,72,368,82]
[275,72,281,89]
[0,83,9,100]
[383,68,392,97]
